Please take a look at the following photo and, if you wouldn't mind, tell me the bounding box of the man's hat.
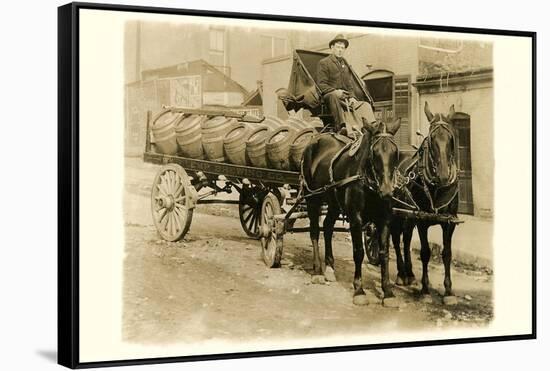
[329,34,349,48]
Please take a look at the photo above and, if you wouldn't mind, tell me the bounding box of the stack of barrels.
[151,111,319,171]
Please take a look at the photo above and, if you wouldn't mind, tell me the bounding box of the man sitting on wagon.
[317,34,377,133]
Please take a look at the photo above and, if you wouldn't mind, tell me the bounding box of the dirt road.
[122,184,493,345]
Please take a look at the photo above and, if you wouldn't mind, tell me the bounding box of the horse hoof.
[395,276,405,286]
[365,290,382,305]
[443,295,458,306]
[311,275,325,285]
[324,267,336,282]
[407,277,417,286]
[382,297,399,308]
[353,294,369,306]
[421,295,433,304]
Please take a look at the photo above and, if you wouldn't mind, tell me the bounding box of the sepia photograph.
[123,18,495,343]
[59,3,535,368]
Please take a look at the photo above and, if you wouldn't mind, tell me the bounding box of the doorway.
[453,113,474,215]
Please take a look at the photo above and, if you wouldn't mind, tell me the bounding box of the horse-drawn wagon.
[143,48,465,305]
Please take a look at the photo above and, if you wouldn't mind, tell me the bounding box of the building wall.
[418,82,494,218]
[203,91,245,106]
[261,57,293,117]
[225,27,264,91]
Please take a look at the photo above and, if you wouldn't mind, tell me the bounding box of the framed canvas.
[58,2,536,368]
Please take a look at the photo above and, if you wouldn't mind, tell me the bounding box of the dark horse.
[301,118,401,305]
[391,102,459,304]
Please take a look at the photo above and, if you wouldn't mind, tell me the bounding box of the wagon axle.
[157,195,176,210]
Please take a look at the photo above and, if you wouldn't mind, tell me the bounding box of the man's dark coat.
[316,54,358,99]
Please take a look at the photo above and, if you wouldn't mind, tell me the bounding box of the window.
[365,76,393,103]
[393,75,410,147]
[363,70,411,147]
[209,29,224,51]
[209,29,225,68]
[261,35,288,60]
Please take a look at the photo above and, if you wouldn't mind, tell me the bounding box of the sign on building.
[169,75,201,108]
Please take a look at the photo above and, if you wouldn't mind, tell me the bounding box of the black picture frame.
[58,2,537,369]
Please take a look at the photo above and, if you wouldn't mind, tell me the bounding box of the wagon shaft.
[392,207,464,224]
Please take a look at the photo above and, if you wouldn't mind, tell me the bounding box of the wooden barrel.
[201,116,236,162]
[266,126,297,170]
[290,128,316,171]
[308,117,324,129]
[224,123,252,166]
[264,115,286,127]
[152,111,179,155]
[263,116,286,132]
[175,114,205,159]
[246,125,271,168]
[286,117,309,130]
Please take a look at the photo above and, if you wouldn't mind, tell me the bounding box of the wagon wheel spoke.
[247,212,257,233]
[170,212,177,234]
[171,212,177,234]
[160,210,169,230]
[238,188,262,239]
[157,207,168,223]
[160,174,169,194]
[172,208,183,231]
[252,211,259,235]
[243,207,255,224]
[174,182,184,198]
[259,192,283,268]
[166,171,174,194]
[157,182,167,196]
[170,171,178,193]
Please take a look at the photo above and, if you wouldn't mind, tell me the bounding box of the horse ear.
[448,104,455,118]
[424,101,434,122]
[386,117,402,135]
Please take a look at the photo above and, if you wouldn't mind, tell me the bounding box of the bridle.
[365,127,399,191]
[392,115,460,214]
[422,118,457,187]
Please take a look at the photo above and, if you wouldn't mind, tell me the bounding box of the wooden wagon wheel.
[364,224,380,266]
[238,187,262,238]
[259,192,283,268]
[151,164,194,242]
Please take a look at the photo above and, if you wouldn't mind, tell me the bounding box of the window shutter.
[393,75,411,146]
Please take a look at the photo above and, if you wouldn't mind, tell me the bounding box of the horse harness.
[392,119,459,214]
[300,130,398,201]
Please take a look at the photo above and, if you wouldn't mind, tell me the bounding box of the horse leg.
[418,223,431,296]
[306,199,323,277]
[391,220,406,286]
[441,223,456,303]
[350,214,368,305]
[378,220,394,299]
[402,221,416,286]
[322,203,339,282]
